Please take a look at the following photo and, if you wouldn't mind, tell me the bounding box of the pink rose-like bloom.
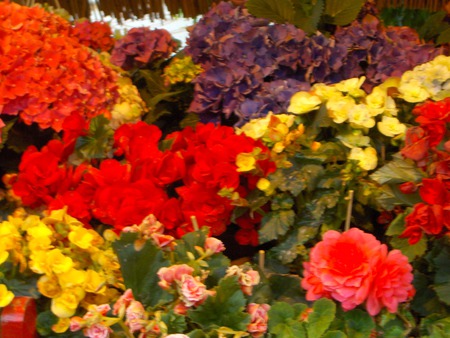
[173,301,189,315]
[366,249,415,316]
[157,264,194,290]
[247,303,270,338]
[84,323,111,338]
[239,269,260,296]
[151,233,176,248]
[125,300,147,333]
[179,274,208,307]
[204,237,226,254]
[301,228,385,311]
[113,289,135,316]
[69,316,85,332]
[94,304,111,316]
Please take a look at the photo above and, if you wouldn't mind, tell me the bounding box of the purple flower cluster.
[111,27,178,70]
[185,1,444,125]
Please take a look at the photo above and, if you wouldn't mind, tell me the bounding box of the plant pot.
[0,296,37,338]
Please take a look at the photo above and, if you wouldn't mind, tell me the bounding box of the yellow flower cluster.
[0,208,123,327]
[163,55,203,86]
[398,55,450,103]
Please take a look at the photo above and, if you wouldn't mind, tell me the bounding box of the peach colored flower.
[112,289,134,316]
[125,300,147,333]
[179,275,208,307]
[157,264,194,290]
[204,237,225,254]
[366,249,415,316]
[247,303,270,338]
[301,228,385,311]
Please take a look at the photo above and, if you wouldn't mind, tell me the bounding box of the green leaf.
[0,118,17,151]
[174,228,208,263]
[432,247,450,305]
[75,115,113,159]
[246,0,295,24]
[385,212,407,236]
[323,0,365,26]
[268,274,306,303]
[36,311,59,336]
[291,0,324,33]
[259,210,295,243]
[161,310,187,334]
[437,26,450,45]
[375,184,422,211]
[343,309,375,338]
[268,302,307,338]
[112,232,171,307]
[370,154,425,185]
[389,236,427,262]
[322,331,348,338]
[307,298,336,337]
[187,330,208,338]
[188,276,250,331]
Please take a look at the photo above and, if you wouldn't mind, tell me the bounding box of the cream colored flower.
[326,94,354,124]
[288,91,322,115]
[335,77,366,98]
[348,104,375,129]
[348,147,378,171]
[377,116,406,137]
[312,83,340,100]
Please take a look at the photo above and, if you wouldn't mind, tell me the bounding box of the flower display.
[0,2,119,136]
[301,228,414,316]
[110,27,178,70]
[163,55,203,87]
[185,2,442,125]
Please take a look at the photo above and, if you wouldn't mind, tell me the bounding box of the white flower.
[377,116,406,137]
[348,147,378,171]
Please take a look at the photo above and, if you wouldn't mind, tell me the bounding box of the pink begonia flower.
[239,269,260,296]
[165,335,190,338]
[204,237,225,254]
[301,228,385,311]
[125,300,147,333]
[69,316,85,331]
[94,304,111,316]
[157,264,194,290]
[247,303,270,338]
[84,323,111,338]
[173,301,189,315]
[151,232,176,248]
[366,249,415,316]
[179,274,208,307]
[301,228,414,315]
[113,289,135,316]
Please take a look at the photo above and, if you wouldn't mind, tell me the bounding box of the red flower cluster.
[0,2,119,136]
[71,20,115,52]
[301,228,414,316]
[8,121,274,242]
[399,98,450,244]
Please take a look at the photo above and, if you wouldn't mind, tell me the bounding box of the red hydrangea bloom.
[71,20,114,52]
[302,228,414,315]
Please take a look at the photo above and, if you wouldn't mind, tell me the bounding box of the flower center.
[330,242,365,274]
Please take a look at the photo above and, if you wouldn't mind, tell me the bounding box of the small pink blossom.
[157,264,194,290]
[204,237,225,254]
[239,269,260,296]
[113,289,135,316]
[173,301,189,315]
[69,316,85,332]
[125,300,147,333]
[84,323,111,338]
[179,274,208,307]
[151,233,176,249]
[247,303,270,338]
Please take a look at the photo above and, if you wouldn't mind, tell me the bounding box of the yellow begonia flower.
[30,251,51,275]
[312,83,340,100]
[0,284,14,307]
[29,236,52,252]
[0,250,8,265]
[51,288,85,318]
[0,221,20,251]
[238,115,270,140]
[348,147,378,171]
[47,249,73,274]
[58,269,86,288]
[85,269,107,294]
[69,227,94,250]
[398,78,430,103]
[52,318,70,333]
[38,275,62,298]
[257,178,275,196]
[326,94,354,123]
[236,153,257,172]
[288,91,322,115]
[348,104,375,129]
[335,77,366,98]
[377,116,406,137]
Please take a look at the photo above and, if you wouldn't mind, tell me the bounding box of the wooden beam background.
[10,0,450,23]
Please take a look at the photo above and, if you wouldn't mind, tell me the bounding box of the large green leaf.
[370,154,425,185]
[259,210,295,243]
[343,309,375,338]
[268,274,306,303]
[161,310,187,334]
[323,0,365,26]
[432,247,450,305]
[268,302,307,338]
[389,236,427,262]
[307,298,336,337]
[291,0,324,33]
[246,0,295,24]
[375,184,422,211]
[188,276,249,331]
[75,115,113,159]
[437,26,450,45]
[112,232,171,307]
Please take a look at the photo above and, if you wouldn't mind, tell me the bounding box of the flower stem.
[345,190,354,231]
